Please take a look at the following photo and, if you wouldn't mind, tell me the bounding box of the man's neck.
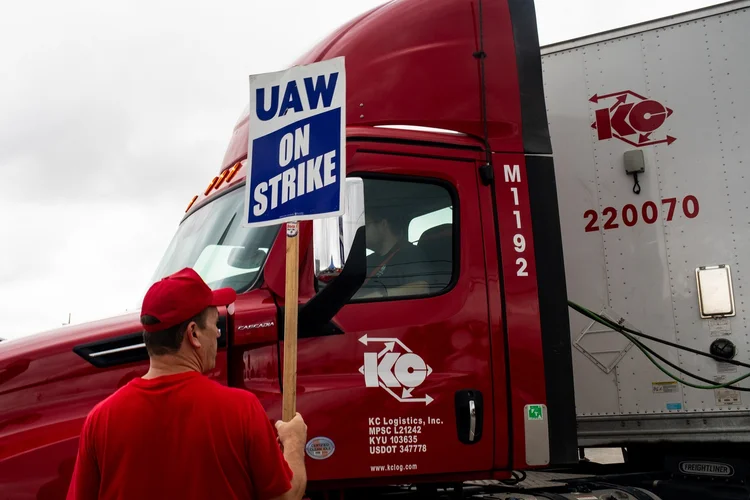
[142,355,201,379]
[377,234,400,256]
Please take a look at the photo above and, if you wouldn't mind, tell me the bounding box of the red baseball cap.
[140,267,236,333]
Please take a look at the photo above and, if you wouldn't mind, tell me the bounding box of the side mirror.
[313,178,366,283]
[280,178,366,339]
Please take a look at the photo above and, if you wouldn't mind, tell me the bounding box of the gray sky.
[0,0,723,340]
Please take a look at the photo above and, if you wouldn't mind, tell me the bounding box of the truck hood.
[0,311,150,495]
[0,311,144,397]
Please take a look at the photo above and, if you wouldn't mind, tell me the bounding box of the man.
[67,267,307,500]
[358,204,432,298]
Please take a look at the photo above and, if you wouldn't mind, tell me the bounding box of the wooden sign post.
[282,221,299,421]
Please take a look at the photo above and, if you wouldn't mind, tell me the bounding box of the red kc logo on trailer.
[590,91,676,147]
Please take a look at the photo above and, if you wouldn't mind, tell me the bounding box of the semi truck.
[1,0,749,498]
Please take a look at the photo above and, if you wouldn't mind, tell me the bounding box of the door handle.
[455,389,483,445]
[469,399,476,441]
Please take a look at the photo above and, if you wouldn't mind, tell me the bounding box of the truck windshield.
[151,186,279,293]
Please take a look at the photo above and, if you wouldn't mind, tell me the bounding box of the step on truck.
[1,0,749,499]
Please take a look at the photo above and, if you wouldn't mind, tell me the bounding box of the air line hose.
[568,301,750,391]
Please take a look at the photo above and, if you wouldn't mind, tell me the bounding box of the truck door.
[289,146,497,481]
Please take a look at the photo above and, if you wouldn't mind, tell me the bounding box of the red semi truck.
[2,0,749,499]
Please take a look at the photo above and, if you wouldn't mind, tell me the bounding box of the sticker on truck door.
[590,90,676,147]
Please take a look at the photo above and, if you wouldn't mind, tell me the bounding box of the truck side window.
[351,176,455,301]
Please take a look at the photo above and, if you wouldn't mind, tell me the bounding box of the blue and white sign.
[243,57,346,227]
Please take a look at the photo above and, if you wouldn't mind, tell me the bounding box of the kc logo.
[591,90,676,147]
[358,334,434,405]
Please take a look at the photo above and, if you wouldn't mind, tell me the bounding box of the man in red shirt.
[66,267,307,500]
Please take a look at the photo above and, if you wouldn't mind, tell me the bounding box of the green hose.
[568,301,750,390]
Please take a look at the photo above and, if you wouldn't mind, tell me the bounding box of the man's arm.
[66,412,101,500]
[270,413,308,500]
[244,394,307,500]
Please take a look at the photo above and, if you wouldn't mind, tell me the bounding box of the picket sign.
[244,57,346,422]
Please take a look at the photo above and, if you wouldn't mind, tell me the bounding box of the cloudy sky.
[0,0,723,340]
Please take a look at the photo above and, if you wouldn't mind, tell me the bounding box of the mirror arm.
[277,225,367,339]
[277,305,345,340]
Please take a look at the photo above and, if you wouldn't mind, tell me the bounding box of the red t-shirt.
[66,371,293,500]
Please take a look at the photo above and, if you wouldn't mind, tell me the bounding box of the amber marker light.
[185,195,198,213]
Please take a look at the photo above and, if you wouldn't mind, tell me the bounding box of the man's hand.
[275,412,307,453]
[272,413,308,500]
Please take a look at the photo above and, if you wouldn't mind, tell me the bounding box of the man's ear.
[186,322,202,349]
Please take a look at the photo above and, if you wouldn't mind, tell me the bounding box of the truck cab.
[0,0,579,496]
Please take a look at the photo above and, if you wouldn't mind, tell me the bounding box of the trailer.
[542,0,750,464]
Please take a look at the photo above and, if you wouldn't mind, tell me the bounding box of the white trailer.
[542,0,750,449]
